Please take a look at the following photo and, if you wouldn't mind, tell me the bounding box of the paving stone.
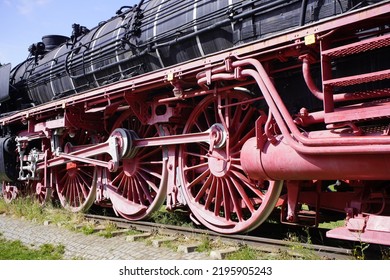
[152,237,177,248]
[210,247,238,260]
[177,242,202,253]
[0,215,212,260]
[110,229,131,237]
[125,232,152,242]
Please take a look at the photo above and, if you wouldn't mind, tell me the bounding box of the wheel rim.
[55,132,97,212]
[178,92,283,234]
[106,114,167,220]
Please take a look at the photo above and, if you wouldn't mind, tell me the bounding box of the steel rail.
[84,213,355,260]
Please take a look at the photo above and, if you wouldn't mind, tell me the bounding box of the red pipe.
[302,55,390,103]
[232,59,390,150]
[196,58,390,152]
[301,56,326,101]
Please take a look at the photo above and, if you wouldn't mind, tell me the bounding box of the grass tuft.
[0,235,65,260]
[226,244,259,260]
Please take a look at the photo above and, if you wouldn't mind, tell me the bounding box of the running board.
[326,215,390,246]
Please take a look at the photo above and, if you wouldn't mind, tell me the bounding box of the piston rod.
[132,123,226,148]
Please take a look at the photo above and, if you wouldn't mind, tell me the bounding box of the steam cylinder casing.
[8,0,381,106]
[240,137,390,181]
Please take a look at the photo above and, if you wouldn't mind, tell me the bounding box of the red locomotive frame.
[1,2,390,245]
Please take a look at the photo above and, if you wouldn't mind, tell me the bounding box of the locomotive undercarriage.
[1,2,390,245]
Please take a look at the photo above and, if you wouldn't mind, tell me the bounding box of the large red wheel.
[106,114,167,220]
[178,92,283,234]
[54,132,97,212]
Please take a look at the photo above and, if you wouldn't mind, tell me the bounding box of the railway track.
[84,213,358,260]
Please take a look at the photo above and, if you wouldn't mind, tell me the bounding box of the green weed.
[226,244,259,260]
[196,235,212,253]
[0,236,65,260]
[150,209,193,227]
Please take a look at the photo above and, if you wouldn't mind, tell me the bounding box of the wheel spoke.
[184,150,209,160]
[137,170,159,194]
[204,176,217,210]
[225,177,244,222]
[194,173,213,203]
[221,178,231,221]
[138,166,162,180]
[214,178,223,217]
[230,169,264,198]
[231,127,255,152]
[183,162,208,172]
[230,176,255,213]
[186,169,210,191]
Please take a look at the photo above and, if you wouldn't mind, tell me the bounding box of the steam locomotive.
[1,0,390,246]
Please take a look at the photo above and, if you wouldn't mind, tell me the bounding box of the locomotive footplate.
[327,215,390,246]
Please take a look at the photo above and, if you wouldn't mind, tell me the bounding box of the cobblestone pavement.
[0,214,212,260]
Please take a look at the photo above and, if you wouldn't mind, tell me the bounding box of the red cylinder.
[241,137,390,181]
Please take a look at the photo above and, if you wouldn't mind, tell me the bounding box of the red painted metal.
[0,1,389,245]
[325,98,390,123]
[54,132,97,212]
[0,2,387,128]
[327,215,390,246]
[55,164,97,212]
[29,177,52,206]
[178,92,282,234]
[132,123,226,148]
[105,113,167,221]
[197,58,390,150]
[241,137,390,181]
[1,183,18,203]
[323,69,390,87]
[301,56,390,103]
[39,129,129,173]
[321,33,390,57]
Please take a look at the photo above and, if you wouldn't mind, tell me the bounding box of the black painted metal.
[0,137,16,182]
[0,64,11,102]
[7,0,382,108]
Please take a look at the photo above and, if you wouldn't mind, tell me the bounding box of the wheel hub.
[208,149,231,177]
[66,167,78,178]
[123,159,138,176]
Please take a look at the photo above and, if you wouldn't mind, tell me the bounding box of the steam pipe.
[233,59,390,149]
[196,58,390,153]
